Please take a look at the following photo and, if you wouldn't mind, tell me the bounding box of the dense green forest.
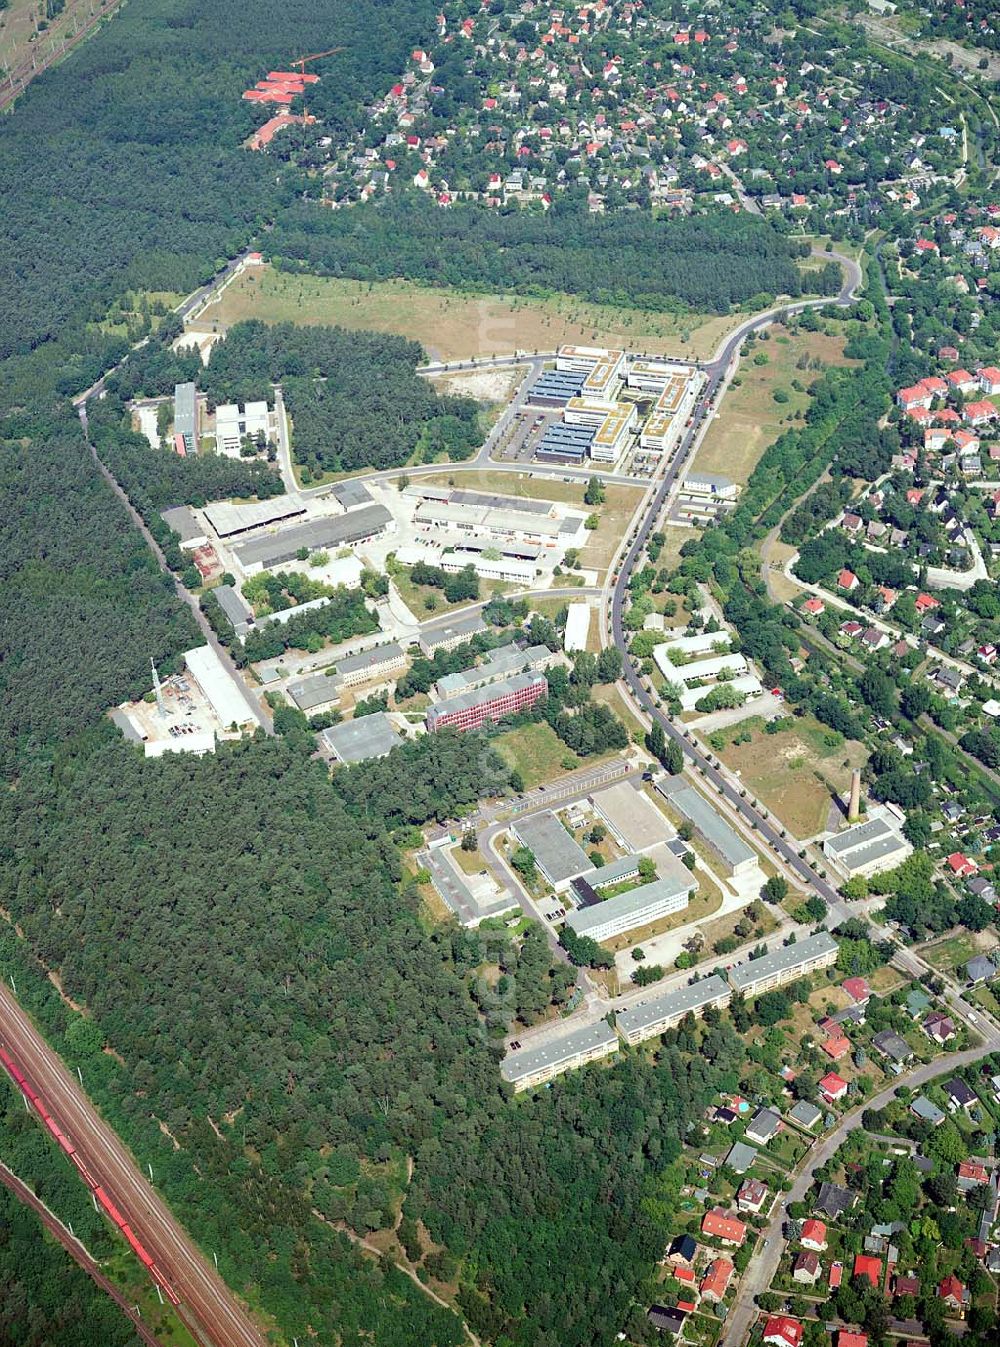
[0,423,200,777]
[0,731,749,1347]
[0,0,445,409]
[108,320,482,475]
[0,1186,141,1347]
[269,193,818,314]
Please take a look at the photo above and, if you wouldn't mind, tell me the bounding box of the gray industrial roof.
[727,932,838,993]
[213,584,253,634]
[616,974,730,1040]
[419,612,488,652]
[564,866,696,939]
[655,778,756,870]
[537,422,595,450]
[323,713,402,763]
[526,369,587,402]
[500,1019,618,1084]
[205,494,307,538]
[331,479,374,510]
[232,504,391,568]
[587,854,642,888]
[287,672,342,712]
[109,708,144,743]
[160,505,204,543]
[450,489,551,516]
[334,641,406,678]
[824,815,908,867]
[512,810,592,885]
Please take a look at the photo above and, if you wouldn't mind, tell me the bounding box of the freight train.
[0,1043,181,1305]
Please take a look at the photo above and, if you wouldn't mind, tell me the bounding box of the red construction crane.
[292,46,343,119]
[292,46,345,76]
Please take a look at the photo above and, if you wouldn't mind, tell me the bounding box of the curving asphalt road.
[720,1018,1000,1347]
[609,250,863,912]
[0,983,269,1347]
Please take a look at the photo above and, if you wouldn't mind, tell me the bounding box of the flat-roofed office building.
[334,642,408,690]
[322,712,401,764]
[727,932,838,997]
[426,672,547,734]
[174,382,199,454]
[286,672,342,714]
[563,860,697,943]
[501,1019,618,1092]
[418,613,488,656]
[434,644,551,700]
[511,810,592,891]
[617,975,731,1045]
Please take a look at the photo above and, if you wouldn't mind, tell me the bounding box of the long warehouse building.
[655,776,759,877]
[232,504,392,573]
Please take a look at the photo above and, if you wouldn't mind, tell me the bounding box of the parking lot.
[494,406,561,463]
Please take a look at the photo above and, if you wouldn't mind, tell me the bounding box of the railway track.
[0,982,269,1347]
[0,1160,165,1347]
[0,0,125,114]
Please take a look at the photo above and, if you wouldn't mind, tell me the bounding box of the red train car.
[121,1224,156,1269]
[2,1046,182,1308]
[94,1185,128,1230]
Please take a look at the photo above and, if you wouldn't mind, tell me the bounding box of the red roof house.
[938,1273,967,1311]
[701,1208,746,1246]
[947,852,978,877]
[763,1316,803,1347]
[820,1072,848,1102]
[854,1254,882,1289]
[700,1258,734,1302]
[801,1218,828,1251]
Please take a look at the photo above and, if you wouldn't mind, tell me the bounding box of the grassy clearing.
[193,266,744,362]
[450,843,490,877]
[494,722,581,788]
[694,902,780,956]
[579,486,647,579]
[691,324,858,487]
[920,932,993,972]
[420,468,588,506]
[867,965,906,995]
[708,714,867,840]
[389,567,478,619]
